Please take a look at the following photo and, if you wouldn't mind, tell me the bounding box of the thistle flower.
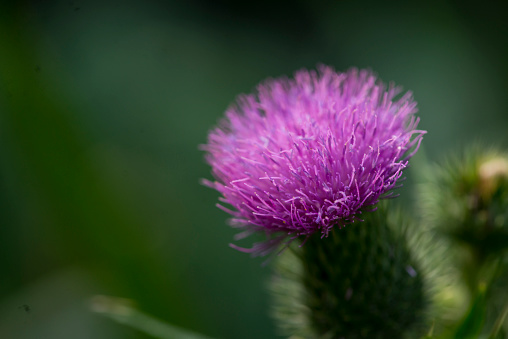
[202,66,425,255]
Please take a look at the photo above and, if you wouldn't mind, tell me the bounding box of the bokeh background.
[1,1,507,338]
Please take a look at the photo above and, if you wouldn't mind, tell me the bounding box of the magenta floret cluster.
[202,66,425,255]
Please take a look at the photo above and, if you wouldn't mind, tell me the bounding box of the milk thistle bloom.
[202,66,425,255]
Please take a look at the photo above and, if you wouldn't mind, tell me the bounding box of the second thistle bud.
[420,147,508,262]
[419,147,508,336]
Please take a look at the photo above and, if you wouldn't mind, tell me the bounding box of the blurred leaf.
[451,283,487,339]
[420,322,435,338]
[487,298,508,339]
[91,295,216,339]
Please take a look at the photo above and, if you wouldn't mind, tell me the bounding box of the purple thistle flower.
[202,66,425,256]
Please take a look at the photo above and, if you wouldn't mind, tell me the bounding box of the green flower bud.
[419,147,508,269]
[418,146,508,335]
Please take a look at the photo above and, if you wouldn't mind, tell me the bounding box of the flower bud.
[270,204,445,338]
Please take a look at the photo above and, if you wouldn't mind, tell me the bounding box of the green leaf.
[420,320,435,338]
[487,297,508,339]
[451,283,487,339]
[90,295,217,339]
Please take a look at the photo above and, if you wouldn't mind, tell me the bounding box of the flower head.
[202,66,425,255]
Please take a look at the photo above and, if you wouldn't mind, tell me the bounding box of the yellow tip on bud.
[478,156,508,198]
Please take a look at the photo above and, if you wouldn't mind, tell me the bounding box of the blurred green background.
[0,1,507,338]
